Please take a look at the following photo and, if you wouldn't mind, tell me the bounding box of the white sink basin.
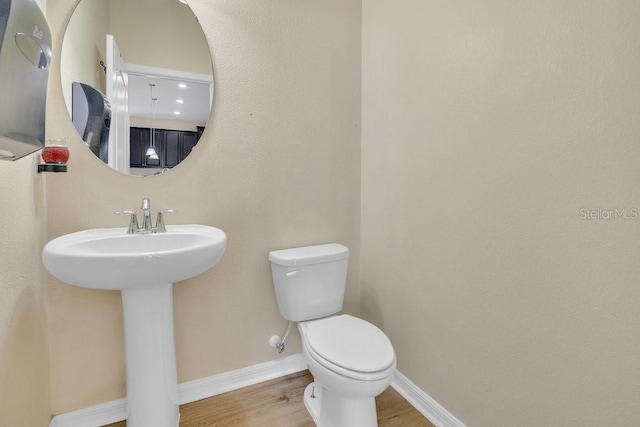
[42,223,227,427]
[42,224,226,290]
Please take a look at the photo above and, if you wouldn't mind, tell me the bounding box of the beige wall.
[0,162,50,424]
[45,0,361,414]
[362,0,640,425]
[0,0,50,425]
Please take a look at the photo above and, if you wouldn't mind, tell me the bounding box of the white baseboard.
[49,353,306,427]
[177,352,306,405]
[49,354,463,427]
[392,370,466,427]
[48,398,127,427]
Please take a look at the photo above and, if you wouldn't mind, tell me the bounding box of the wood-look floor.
[105,370,434,427]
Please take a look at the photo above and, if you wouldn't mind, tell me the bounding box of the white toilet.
[269,243,396,427]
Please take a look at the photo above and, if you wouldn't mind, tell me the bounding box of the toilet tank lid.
[269,243,349,266]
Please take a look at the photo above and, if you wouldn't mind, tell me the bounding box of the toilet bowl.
[299,315,396,427]
[269,244,397,427]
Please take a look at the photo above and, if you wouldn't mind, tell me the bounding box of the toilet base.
[304,382,378,427]
[304,382,322,424]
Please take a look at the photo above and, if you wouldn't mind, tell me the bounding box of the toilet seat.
[304,315,395,381]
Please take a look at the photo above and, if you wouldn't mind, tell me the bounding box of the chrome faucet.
[115,198,176,234]
[141,198,152,232]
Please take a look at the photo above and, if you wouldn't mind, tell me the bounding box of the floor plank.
[105,371,433,426]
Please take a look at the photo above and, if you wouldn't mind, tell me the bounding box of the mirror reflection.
[61,0,214,176]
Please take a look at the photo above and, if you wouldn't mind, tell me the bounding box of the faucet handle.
[115,210,139,234]
[155,209,176,233]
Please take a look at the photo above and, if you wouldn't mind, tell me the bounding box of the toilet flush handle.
[286,270,299,277]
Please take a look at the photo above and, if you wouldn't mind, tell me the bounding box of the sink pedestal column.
[121,283,179,427]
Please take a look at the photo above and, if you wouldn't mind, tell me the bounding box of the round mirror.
[60,0,213,176]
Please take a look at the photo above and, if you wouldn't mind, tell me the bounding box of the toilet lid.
[306,315,395,373]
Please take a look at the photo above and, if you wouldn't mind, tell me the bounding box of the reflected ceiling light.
[178,83,187,88]
[146,84,159,159]
[176,99,184,104]
[174,111,181,115]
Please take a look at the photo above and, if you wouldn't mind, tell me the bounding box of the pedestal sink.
[42,224,227,427]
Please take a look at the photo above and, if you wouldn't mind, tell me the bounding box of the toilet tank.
[269,243,349,322]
